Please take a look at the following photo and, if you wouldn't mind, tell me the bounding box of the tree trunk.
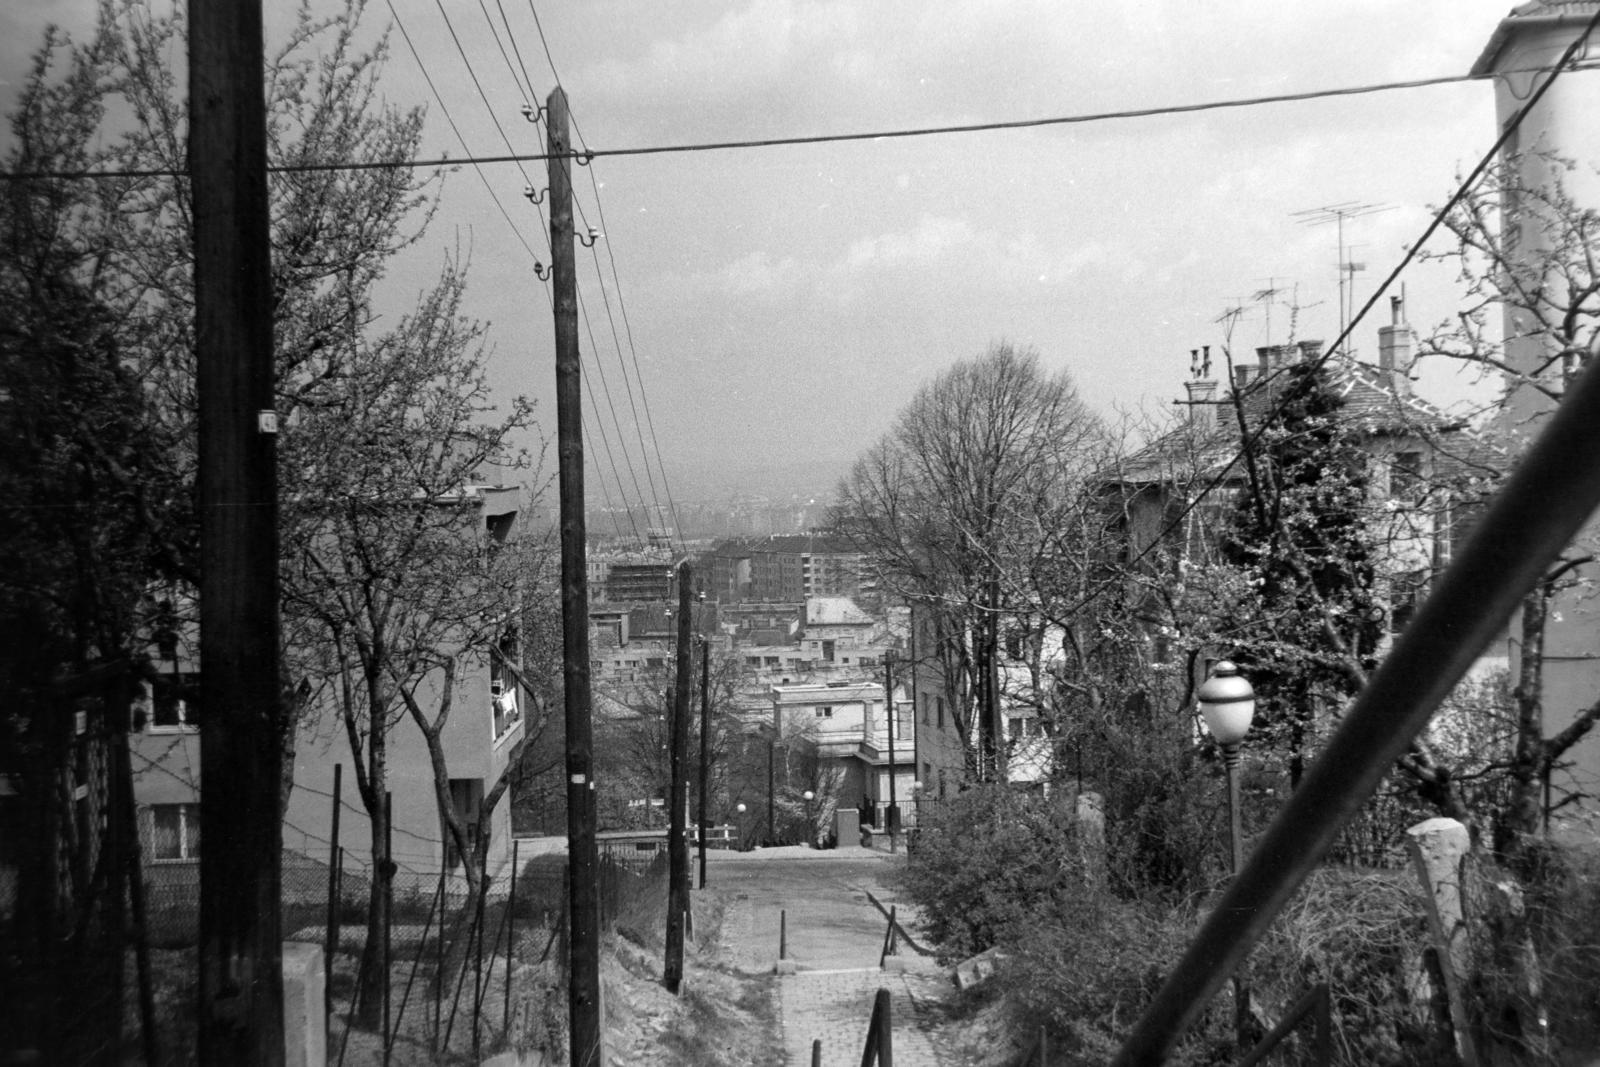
[355,664,390,1030]
[1499,585,1549,864]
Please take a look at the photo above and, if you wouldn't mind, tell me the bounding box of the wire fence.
[115,838,668,1066]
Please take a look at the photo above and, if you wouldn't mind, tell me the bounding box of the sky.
[0,0,1564,509]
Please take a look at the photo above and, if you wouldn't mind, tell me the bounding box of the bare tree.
[1415,154,1600,862]
[836,342,1101,780]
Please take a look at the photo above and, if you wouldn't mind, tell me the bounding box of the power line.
[385,0,542,265]
[524,0,685,552]
[401,0,658,545]
[14,62,1593,181]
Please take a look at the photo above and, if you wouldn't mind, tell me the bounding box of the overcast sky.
[0,1,1554,505]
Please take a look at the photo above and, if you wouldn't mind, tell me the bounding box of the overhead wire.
[462,0,673,552]
[393,0,647,547]
[14,62,1596,182]
[435,0,666,548]
[524,0,686,553]
[384,0,541,265]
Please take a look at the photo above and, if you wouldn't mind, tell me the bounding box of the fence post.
[383,792,393,1067]
[780,909,787,960]
[473,874,489,1064]
[326,763,342,1033]
[860,987,893,1067]
[505,838,518,1038]
[1313,983,1330,1067]
[1405,818,1478,1067]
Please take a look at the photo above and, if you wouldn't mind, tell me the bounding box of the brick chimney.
[1233,364,1259,391]
[1185,377,1218,430]
[1378,294,1415,396]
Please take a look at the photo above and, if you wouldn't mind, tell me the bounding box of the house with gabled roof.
[1107,299,1503,655]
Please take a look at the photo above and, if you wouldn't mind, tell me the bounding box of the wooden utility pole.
[664,564,693,993]
[189,0,284,1059]
[886,650,897,852]
[697,633,711,889]
[548,87,604,1066]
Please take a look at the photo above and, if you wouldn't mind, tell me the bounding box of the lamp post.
[1196,659,1256,1052]
[802,791,815,847]
[910,780,923,824]
[1197,661,1256,878]
[735,803,747,852]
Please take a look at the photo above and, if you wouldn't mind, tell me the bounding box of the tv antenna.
[1291,202,1395,357]
[1251,277,1292,346]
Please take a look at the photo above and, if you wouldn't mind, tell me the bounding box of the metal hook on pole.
[575,150,595,166]
[578,226,601,247]
[523,185,549,206]
[533,260,553,282]
[520,102,545,124]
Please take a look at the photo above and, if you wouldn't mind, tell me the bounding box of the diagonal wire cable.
[525,0,685,552]
[394,0,645,547]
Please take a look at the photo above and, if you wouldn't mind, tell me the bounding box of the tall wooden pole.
[189,0,284,1059]
[886,650,897,852]
[697,634,711,889]
[548,87,603,1067]
[664,564,693,993]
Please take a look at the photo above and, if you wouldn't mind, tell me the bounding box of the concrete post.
[281,941,326,1067]
[1404,818,1479,1067]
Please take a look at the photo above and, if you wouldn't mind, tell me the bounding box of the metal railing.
[1111,276,1600,1063]
[859,988,894,1067]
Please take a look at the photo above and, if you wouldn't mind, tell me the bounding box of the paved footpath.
[703,846,955,1067]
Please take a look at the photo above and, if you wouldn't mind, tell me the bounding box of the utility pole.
[189,0,284,1060]
[908,605,919,814]
[885,650,897,853]
[664,563,693,994]
[697,632,711,889]
[547,87,603,1067]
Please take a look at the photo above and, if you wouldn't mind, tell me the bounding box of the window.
[491,631,522,740]
[1393,451,1424,502]
[822,640,836,662]
[764,657,780,667]
[936,696,945,729]
[146,671,201,731]
[815,706,833,718]
[150,803,200,862]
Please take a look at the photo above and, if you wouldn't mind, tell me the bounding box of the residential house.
[772,681,916,826]
[130,480,534,903]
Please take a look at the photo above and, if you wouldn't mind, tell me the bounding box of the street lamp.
[735,803,747,852]
[1196,659,1256,1051]
[802,790,815,847]
[910,780,923,822]
[1197,661,1255,879]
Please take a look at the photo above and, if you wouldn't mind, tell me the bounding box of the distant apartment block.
[702,533,874,603]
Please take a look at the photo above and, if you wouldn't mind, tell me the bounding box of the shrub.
[900,785,1094,958]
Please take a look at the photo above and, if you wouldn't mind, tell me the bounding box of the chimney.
[1298,340,1323,363]
[1185,378,1218,431]
[1233,364,1259,391]
[1378,293,1415,395]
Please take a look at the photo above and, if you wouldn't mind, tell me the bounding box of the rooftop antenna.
[1291,202,1395,357]
[1251,277,1291,346]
